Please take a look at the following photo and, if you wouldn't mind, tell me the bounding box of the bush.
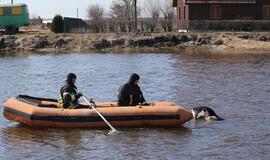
[51,15,64,33]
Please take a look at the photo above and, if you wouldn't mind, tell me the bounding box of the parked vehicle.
[0,3,29,34]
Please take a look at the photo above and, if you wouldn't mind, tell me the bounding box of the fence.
[189,20,270,31]
[63,17,88,33]
[64,17,178,33]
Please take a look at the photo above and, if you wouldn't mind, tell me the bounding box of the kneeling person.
[118,73,149,106]
[59,73,85,109]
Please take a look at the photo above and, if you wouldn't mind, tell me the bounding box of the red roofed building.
[173,0,270,30]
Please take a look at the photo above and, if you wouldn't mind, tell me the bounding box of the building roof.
[0,3,27,7]
[185,0,256,4]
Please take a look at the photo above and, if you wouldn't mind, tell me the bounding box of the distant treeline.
[31,0,177,33]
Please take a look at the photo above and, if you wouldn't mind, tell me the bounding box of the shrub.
[51,15,64,33]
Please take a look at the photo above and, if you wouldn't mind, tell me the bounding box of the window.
[210,5,221,19]
[0,8,3,16]
[25,6,29,15]
[263,5,270,19]
[12,6,22,15]
[4,7,12,15]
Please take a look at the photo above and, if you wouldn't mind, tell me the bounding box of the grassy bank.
[1,29,270,54]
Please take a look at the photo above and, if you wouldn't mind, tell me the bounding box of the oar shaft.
[81,96,117,131]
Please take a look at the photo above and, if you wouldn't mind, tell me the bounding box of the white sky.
[0,0,152,19]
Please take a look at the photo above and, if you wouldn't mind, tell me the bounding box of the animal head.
[191,106,224,121]
[196,109,209,119]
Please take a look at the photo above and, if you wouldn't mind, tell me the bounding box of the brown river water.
[0,52,269,159]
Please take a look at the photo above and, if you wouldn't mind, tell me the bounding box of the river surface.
[0,52,269,160]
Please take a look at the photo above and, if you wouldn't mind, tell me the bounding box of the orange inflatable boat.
[3,95,192,128]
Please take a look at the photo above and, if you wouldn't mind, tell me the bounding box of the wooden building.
[173,0,270,30]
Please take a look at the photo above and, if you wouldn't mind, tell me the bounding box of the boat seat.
[38,104,58,108]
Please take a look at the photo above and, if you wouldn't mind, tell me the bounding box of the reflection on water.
[1,124,192,159]
[0,52,270,159]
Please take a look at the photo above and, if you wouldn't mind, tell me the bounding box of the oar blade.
[108,129,119,135]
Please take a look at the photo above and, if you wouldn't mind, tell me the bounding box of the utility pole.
[77,8,79,19]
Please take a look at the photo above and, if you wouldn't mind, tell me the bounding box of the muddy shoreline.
[1,32,270,54]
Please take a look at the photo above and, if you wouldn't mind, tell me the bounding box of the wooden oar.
[80,94,119,134]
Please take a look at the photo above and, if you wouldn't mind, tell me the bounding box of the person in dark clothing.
[59,73,83,109]
[118,73,148,106]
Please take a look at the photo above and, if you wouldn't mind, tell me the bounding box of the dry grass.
[1,26,270,54]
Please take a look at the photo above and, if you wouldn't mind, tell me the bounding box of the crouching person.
[59,73,85,109]
[117,73,150,106]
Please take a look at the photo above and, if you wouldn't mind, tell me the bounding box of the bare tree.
[87,4,105,33]
[110,1,127,32]
[30,15,43,26]
[134,0,138,31]
[145,0,161,32]
[110,0,140,32]
[160,0,175,32]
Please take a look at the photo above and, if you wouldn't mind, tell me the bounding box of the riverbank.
[1,31,270,54]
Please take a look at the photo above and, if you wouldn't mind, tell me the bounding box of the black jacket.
[117,82,146,106]
[60,81,80,108]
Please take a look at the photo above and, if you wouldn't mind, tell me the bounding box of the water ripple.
[0,52,270,159]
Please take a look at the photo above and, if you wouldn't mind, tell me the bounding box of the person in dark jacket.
[59,73,83,109]
[118,73,148,106]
